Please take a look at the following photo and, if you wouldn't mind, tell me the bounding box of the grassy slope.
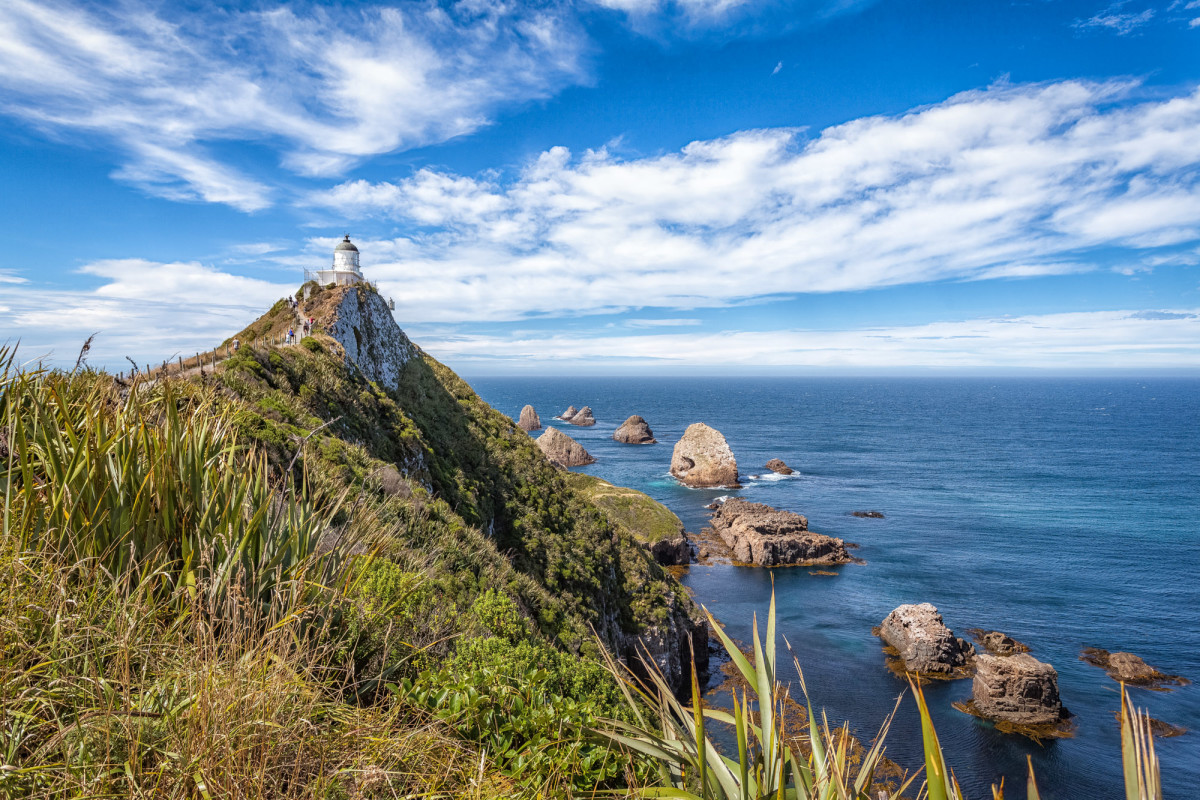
[563,472,685,545]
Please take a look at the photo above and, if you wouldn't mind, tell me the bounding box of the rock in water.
[517,405,541,431]
[670,423,739,488]
[708,498,852,566]
[559,406,578,421]
[971,653,1067,725]
[851,510,885,519]
[569,406,596,426]
[968,629,1030,656]
[878,603,974,677]
[765,458,794,475]
[1080,648,1189,689]
[614,415,656,444]
[536,427,595,467]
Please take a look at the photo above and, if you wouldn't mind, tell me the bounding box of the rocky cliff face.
[325,286,417,389]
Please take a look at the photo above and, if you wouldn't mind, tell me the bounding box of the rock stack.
[614,415,656,444]
[670,423,739,488]
[558,406,578,421]
[970,653,1068,726]
[568,406,596,426]
[878,603,974,677]
[517,405,541,431]
[536,427,595,467]
[765,458,794,475]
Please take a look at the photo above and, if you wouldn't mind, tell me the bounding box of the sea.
[468,376,1200,799]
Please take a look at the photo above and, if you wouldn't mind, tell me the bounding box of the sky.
[1,0,1199,374]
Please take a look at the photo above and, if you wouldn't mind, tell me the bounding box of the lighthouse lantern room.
[306,235,364,286]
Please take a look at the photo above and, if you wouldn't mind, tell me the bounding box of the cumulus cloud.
[311,80,1200,324]
[0,0,587,209]
[413,308,1200,370]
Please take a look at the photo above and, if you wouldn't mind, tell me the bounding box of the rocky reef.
[764,458,794,475]
[877,603,974,678]
[614,415,656,444]
[670,423,739,488]
[517,405,541,431]
[1080,648,1189,689]
[851,510,885,519]
[536,427,595,467]
[707,498,852,567]
[968,629,1030,656]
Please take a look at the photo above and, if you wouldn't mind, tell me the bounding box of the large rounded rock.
[536,427,595,467]
[614,415,656,444]
[971,653,1067,725]
[517,405,541,432]
[878,603,974,677]
[670,423,739,488]
[765,458,794,475]
[709,498,851,566]
[568,406,596,426]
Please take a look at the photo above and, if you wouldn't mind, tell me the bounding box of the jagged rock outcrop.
[536,427,595,467]
[969,629,1030,656]
[614,415,656,444]
[765,458,794,475]
[970,653,1068,725]
[1080,648,1189,689]
[517,405,541,431]
[325,286,416,389]
[648,537,691,566]
[879,603,974,677]
[568,406,596,426]
[708,498,851,566]
[633,590,709,698]
[670,423,739,488]
[559,406,578,421]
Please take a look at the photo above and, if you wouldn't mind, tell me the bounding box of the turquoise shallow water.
[469,376,1200,799]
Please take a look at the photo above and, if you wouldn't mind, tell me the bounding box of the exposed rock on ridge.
[708,498,852,567]
[670,423,739,488]
[325,286,416,390]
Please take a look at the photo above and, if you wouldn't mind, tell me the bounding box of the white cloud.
[3,260,293,367]
[772,61,783,75]
[313,80,1200,324]
[414,308,1200,369]
[0,270,27,284]
[1074,3,1155,34]
[0,0,586,209]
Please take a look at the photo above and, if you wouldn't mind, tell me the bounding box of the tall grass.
[595,590,1168,800]
[0,346,338,615]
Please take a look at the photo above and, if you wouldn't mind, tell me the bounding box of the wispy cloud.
[1074,2,1155,34]
[0,0,587,210]
[772,60,784,75]
[311,80,1200,324]
[414,308,1200,370]
[0,270,27,284]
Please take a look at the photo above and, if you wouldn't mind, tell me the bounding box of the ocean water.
[468,376,1200,799]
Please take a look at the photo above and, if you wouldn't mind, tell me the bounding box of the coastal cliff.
[226,283,705,691]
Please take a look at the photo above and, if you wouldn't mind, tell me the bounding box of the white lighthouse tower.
[307,235,364,286]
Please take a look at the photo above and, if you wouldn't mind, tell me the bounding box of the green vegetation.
[565,472,685,545]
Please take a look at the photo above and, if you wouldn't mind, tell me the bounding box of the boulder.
[568,406,596,426]
[968,629,1030,656]
[708,498,852,567]
[670,423,739,488]
[878,603,974,677]
[559,406,578,421]
[517,405,542,432]
[851,510,885,519]
[765,458,794,475]
[614,415,656,444]
[971,653,1067,725]
[536,427,595,467]
[1080,648,1188,688]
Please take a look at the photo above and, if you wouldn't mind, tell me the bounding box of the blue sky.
[1,0,1199,373]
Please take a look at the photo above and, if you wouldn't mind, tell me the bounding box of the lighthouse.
[307,235,365,286]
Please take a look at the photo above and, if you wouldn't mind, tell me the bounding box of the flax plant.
[0,346,341,615]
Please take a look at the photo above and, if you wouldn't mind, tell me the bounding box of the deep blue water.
[469,376,1200,799]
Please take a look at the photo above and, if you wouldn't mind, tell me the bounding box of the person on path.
[233,338,240,352]
[287,327,294,344]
